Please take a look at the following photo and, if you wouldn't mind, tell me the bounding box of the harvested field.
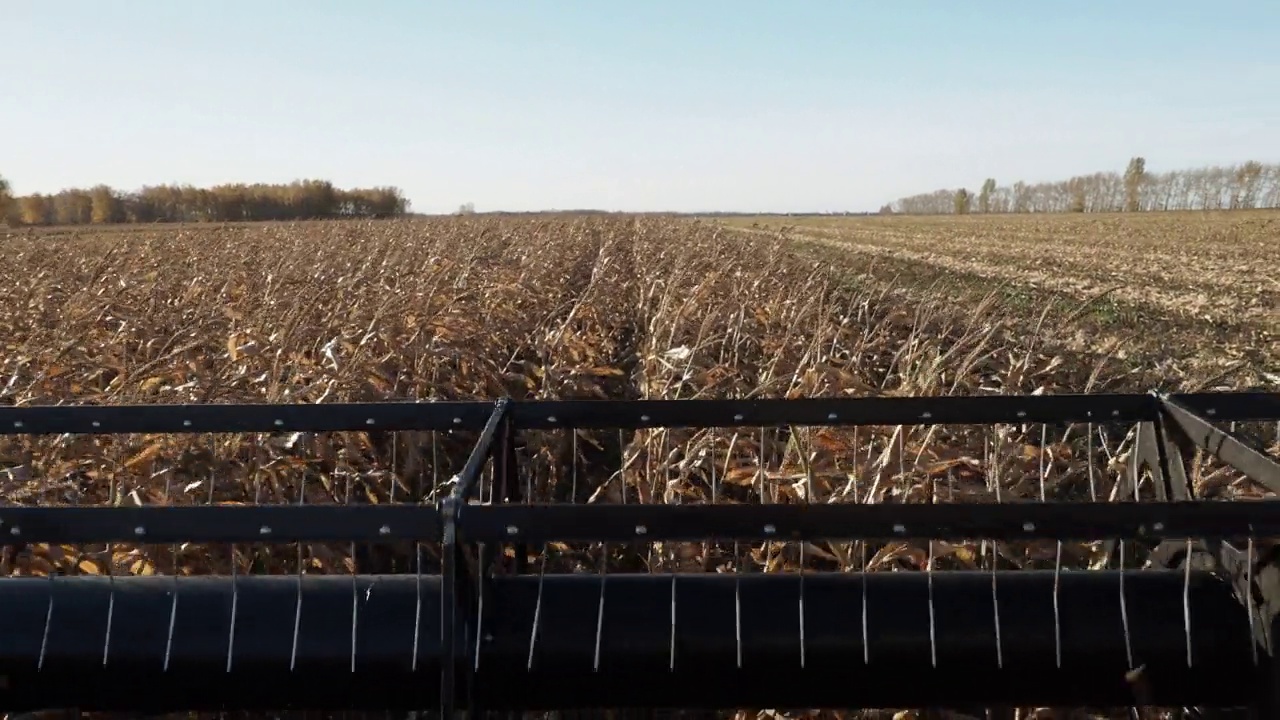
[0,215,1276,717]
[721,211,1280,384]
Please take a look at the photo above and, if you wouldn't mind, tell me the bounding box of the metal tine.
[1183,537,1194,668]
[896,423,905,491]
[389,429,398,533]
[799,425,811,671]
[1052,541,1063,671]
[1087,423,1097,502]
[710,427,719,505]
[225,432,242,673]
[735,423,768,671]
[1247,537,1258,665]
[474,454,495,673]
[668,430,693,672]
[1119,540,1135,672]
[926,468,937,670]
[758,425,766,502]
[38,548,54,670]
[290,448,308,672]
[207,430,217,505]
[37,427,60,672]
[854,427,868,666]
[669,557,677,672]
[102,431,126,668]
[527,546,548,671]
[1131,423,1143,501]
[163,445,180,672]
[593,541,608,672]
[646,427,657,572]
[989,425,1004,670]
[726,427,745,669]
[412,430,440,673]
[1040,423,1063,670]
[226,539,240,672]
[346,436,358,674]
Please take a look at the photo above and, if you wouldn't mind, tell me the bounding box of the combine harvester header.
[0,390,1278,716]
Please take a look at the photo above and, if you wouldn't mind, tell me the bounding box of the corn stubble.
[0,217,1271,719]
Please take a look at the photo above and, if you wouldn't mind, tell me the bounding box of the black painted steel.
[1160,393,1280,496]
[0,390,1277,712]
[7,498,1280,547]
[0,504,444,544]
[466,499,1280,544]
[1,391,1276,435]
[0,572,1260,712]
[0,400,495,435]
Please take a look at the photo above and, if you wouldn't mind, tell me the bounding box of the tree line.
[0,176,410,226]
[885,158,1280,215]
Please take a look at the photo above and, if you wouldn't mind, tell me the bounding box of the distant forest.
[886,158,1280,215]
[0,176,409,226]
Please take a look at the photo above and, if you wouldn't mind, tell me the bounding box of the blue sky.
[3,1,1277,213]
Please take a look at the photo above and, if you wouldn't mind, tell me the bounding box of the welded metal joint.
[1150,393,1280,714]
[1157,393,1280,496]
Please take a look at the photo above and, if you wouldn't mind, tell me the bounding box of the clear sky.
[3,1,1277,214]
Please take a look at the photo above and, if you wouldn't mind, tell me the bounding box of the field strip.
[726,224,1277,329]
[793,225,1274,294]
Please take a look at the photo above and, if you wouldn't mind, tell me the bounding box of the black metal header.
[460,500,1280,544]
[4,497,1279,545]
[0,391,1275,435]
[0,390,1275,548]
[0,505,443,544]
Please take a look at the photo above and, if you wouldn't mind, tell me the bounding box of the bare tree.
[1123,156,1146,212]
[885,158,1280,215]
[978,178,996,213]
[2,179,411,226]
